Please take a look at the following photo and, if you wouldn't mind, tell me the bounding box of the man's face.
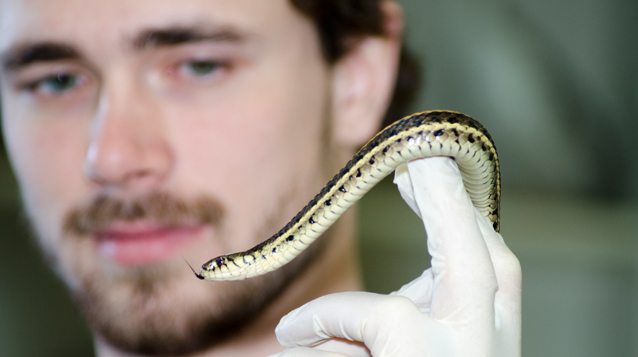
[0,0,342,353]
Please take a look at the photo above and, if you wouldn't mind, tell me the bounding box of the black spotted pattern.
[201,110,501,273]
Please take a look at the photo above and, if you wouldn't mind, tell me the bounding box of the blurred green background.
[1,0,638,355]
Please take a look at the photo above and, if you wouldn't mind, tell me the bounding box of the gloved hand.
[269,157,522,357]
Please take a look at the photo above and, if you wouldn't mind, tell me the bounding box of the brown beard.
[42,190,329,355]
[33,100,341,356]
[63,192,225,236]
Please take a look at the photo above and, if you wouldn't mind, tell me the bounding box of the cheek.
[167,71,330,247]
[172,91,326,198]
[228,61,331,183]
[4,116,90,234]
[170,52,330,187]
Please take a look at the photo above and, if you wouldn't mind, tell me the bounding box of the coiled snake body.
[196,110,500,281]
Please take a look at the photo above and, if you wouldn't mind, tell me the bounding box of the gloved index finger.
[275,292,432,356]
[404,157,497,322]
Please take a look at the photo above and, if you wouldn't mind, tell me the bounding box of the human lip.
[95,221,205,266]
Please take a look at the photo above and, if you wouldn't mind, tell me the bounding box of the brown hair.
[290,0,421,128]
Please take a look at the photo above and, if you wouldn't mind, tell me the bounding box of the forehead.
[0,0,310,56]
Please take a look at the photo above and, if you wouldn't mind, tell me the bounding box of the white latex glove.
[269,157,521,357]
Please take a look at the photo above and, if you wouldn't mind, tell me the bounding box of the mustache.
[63,192,225,236]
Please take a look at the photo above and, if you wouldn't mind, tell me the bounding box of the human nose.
[83,89,173,192]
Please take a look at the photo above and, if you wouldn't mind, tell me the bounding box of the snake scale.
[195,110,500,281]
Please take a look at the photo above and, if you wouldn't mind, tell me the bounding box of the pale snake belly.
[195,110,500,281]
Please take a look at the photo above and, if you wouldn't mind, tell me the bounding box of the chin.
[47,229,327,355]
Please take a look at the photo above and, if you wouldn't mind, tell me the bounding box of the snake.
[194,110,500,281]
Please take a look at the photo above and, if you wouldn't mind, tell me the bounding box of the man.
[0,0,521,356]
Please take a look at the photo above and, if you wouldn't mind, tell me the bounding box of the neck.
[94,209,362,357]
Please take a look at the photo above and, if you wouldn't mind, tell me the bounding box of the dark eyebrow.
[0,26,247,73]
[1,43,80,72]
[132,26,247,50]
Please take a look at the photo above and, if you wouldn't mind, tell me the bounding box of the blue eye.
[183,61,221,77]
[31,74,80,94]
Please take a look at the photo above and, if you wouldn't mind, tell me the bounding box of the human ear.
[330,1,403,148]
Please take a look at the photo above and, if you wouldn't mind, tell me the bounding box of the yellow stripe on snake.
[195,110,500,281]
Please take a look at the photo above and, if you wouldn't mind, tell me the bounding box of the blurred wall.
[1,0,637,356]
[360,0,638,356]
[398,0,638,198]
